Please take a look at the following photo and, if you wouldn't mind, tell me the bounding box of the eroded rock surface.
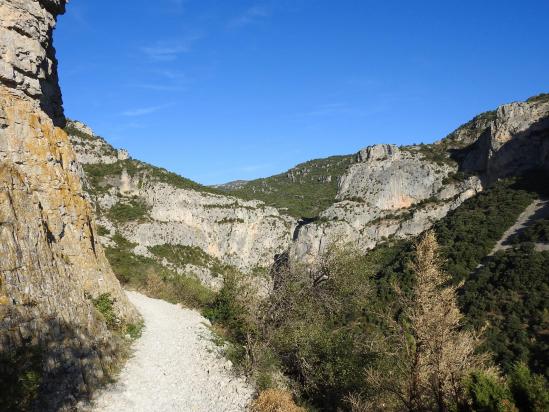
[0,1,137,410]
[68,123,295,288]
[292,97,549,263]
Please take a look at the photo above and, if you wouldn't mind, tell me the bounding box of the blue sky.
[55,0,549,185]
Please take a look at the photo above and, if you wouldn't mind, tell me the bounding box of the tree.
[367,231,491,411]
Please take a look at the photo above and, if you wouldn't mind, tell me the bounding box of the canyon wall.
[291,97,549,263]
[67,121,295,289]
[0,1,137,410]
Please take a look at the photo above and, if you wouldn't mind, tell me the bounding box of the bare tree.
[366,231,489,411]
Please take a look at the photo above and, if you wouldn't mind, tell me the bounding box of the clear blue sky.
[55,0,549,185]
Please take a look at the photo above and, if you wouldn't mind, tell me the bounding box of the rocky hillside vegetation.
[66,121,295,304]
[291,94,549,264]
[66,92,549,410]
[216,154,355,218]
[208,172,549,411]
[0,1,138,411]
[69,95,549,300]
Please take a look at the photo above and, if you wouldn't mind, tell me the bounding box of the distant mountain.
[211,180,249,190]
[216,155,355,218]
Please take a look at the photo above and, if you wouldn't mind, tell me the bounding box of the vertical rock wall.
[0,1,137,409]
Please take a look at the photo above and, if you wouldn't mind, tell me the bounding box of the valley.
[0,1,548,411]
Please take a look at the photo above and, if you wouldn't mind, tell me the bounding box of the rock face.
[68,123,295,288]
[292,96,549,263]
[455,98,549,182]
[0,0,66,125]
[292,144,482,262]
[0,1,137,410]
[69,95,549,278]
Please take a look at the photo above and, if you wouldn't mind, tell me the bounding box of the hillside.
[66,94,548,410]
[217,155,355,218]
[292,95,549,263]
[65,121,295,302]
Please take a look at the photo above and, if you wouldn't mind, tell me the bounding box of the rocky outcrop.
[0,0,66,125]
[454,97,549,181]
[292,144,482,262]
[0,1,137,410]
[67,122,295,288]
[292,96,549,263]
[69,95,549,276]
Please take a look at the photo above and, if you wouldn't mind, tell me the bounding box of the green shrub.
[107,199,150,223]
[146,272,215,309]
[0,345,43,412]
[92,293,118,330]
[510,219,549,244]
[509,363,549,412]
[464,371,516,412]
[105,235,214,310]
[96,224,110,236]
[207,244,379,410]
[125,322,144,340]
[205,271,257,343]
[149,244,232,277]
[434,178,536,281]
[461,246,549,375]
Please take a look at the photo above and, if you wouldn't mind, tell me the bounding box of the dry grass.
[250,389,305,412]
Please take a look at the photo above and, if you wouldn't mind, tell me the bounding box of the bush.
[125,322,144,340]
[105,235,215,310]
[510,219,549,244]
[464,371,517,412]
[149,244,231,277]
[107,199,150,223]
[204,270,259,344]
[0,345,43,412]
[145,272,215,309]
[92,293,119,330]
[509,363,549,412]
[251,389,305,412]
[461,246,549,375]
[208,244,379,410]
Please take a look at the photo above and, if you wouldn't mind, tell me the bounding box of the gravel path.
[490,198,549,254]
[90,291,254,412]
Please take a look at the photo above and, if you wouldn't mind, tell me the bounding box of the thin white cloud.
[121,103,173,117]
[130,70,192,92]
[141,34,202,61]
[228,5,271,28]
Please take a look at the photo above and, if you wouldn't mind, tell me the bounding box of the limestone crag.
[68,123,296,288]
[0,0,65,125]
[132,185,295,270]
[291,96,549,263]
[455,98,549,181]
[292,144,482,262]
[338,144,454,210]
[0,1,137,410]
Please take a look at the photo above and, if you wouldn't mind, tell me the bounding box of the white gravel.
[490,198,549,254]
[90,291,254,412]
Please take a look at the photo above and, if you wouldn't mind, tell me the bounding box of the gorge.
[1,1,548,411]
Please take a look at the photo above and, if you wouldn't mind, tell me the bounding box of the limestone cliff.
[69,95,549,281]
[0,1,137,410]
[291,96,549,263]
[66,122,295,289]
